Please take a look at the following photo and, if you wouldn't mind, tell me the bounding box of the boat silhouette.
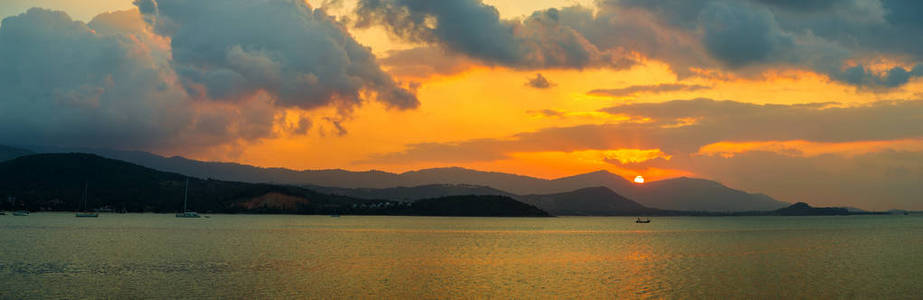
[176,178,200,218]
[76,182,99,218]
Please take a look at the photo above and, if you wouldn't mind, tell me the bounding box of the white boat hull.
[176,212,201,218]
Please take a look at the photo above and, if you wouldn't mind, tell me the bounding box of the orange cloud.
[697,139,923,158]
[601,149,671,164]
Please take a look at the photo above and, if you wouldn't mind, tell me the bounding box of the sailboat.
[76,182,99,218]
[176,178,200,218]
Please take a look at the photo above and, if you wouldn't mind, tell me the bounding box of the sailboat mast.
[183,178,189,212]
[82,181,88,211]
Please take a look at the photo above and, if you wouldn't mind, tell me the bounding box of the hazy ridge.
[6,145,788,212]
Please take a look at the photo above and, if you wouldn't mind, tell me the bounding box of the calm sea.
[0,213,920,299]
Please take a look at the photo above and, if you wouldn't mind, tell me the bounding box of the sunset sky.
[1,0,922,210]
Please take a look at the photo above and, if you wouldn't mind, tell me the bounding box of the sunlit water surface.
[0,214,920,298]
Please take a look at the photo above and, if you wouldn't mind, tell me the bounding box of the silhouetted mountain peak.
[585,170,615,175]
[0,145,33,162]
[565,169,624,180]
[519,185,653,216]
[788,202,812,209]
[654,176,722,187]
[563,186,620,196]
[627,175,787,211]
[401,166,537,179]
[548,170,633,195]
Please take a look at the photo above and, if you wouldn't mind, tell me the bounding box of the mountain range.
[0,153,550,217]
[0,145,31,162]
[0,151,882,216]
[4,145,789,212]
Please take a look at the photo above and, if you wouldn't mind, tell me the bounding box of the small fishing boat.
[635,217,651,223]
[176,178,201,218]
[12,210,29,216]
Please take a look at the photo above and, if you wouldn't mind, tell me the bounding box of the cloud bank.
[136,0,418,110]
[0,1,417,151]
[360,0,923,88]
[0,8,209,149]
[355,0,638,70]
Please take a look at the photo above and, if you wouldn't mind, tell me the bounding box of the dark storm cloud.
[699,1,793,67]
[828,64,923,87]
[354,0,637,70]
[755,0,841,11]
[0,1,419,151]
[553,4,710,78]
[617,0,923,87]
[356,0,519,63]
[359,0,923,88]
[0,8,287,151]
[525,74,555,89]
[0,8,193,149]
[882,0,923,28]
[588,83,710,97]
[135,0,418,110]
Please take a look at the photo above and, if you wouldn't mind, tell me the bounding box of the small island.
[772,202,850,216]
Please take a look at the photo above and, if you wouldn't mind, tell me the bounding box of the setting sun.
[634,176,645,184]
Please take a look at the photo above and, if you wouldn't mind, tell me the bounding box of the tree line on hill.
[0,153,550,217]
